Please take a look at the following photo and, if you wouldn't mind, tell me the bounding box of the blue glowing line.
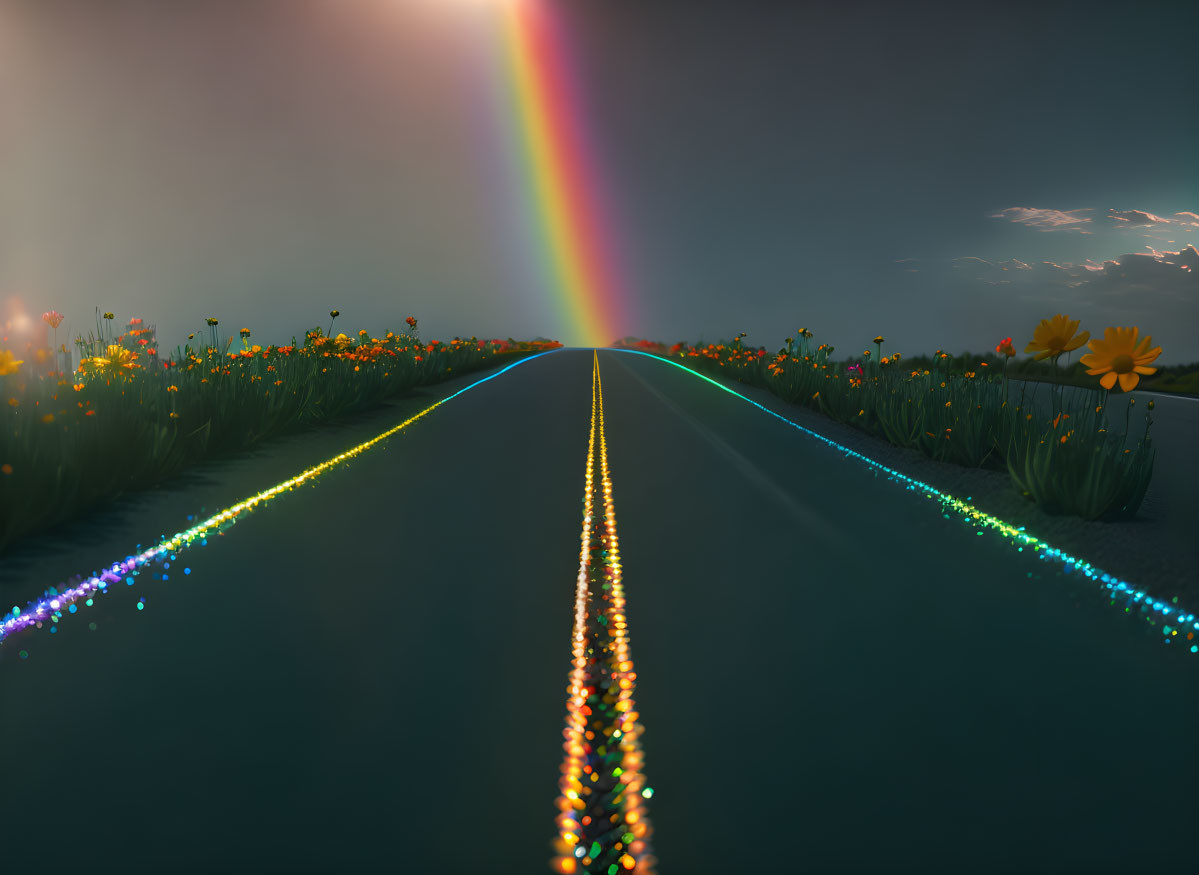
[607,348,1199,651]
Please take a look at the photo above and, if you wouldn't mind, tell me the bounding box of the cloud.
[989,206,1199,234]
[944,246,1198,311]
[1104,208,1170,226]
[987,207,1091,230]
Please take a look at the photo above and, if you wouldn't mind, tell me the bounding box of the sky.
[2,0,1197,362]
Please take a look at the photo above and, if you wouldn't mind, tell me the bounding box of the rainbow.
[501,1,629,349]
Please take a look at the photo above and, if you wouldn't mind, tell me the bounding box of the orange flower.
[1024,314,1089,361]
[995,336,1016,357]
[1079,325,1163,392]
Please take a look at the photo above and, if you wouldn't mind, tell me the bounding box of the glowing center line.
[608,348,1199,652]
[552,351,655,875]
[1,350,562,646]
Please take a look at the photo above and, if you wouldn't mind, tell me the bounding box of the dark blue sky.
[2,0,1196,361]
[564,0,1198,359]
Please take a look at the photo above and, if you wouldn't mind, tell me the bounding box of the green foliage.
[665,338,1159,522]
[0,328,557,553]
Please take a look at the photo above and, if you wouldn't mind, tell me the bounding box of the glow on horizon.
[500,1,629,349]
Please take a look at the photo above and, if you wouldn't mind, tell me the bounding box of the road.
[2,349,1197,874]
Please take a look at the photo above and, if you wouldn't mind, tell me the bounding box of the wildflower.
[359,329,369,338]
[1148,400,1155,411]
[1052,412,1069,429]
[7,398,17,406]
[206,317,218,326]
[167,385,179,392]
[41,413,54,424]
[406,316,418,328]
[0,350,24,375]
[873,335,884,344]
[1,464,10,475]
[103,312,114,320]
[1024,314,1089,361]
[945,401,951,407]
[188,333,195,340]
[91,345,138,372]
[240,328,251,338]
[169,412,180,419]
[862,350,871,357]
[996,337,1016,357]
[42,310,65,329]
[1079,325,1162,392]
[330,310,340,319]
[73,383,84,391]
[965,371,976,379]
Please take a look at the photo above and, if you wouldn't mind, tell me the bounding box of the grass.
[613,334,1162,523]
[0,314,560,555]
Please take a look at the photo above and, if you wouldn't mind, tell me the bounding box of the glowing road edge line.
[1,350,563,646]
[609,348,1199,652]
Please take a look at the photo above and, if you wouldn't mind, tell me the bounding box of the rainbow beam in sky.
[502,1,629,349]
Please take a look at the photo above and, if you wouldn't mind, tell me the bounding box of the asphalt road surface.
[2,349,1197,874]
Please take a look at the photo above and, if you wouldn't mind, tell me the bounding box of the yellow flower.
[873,335,884,344]
[89,345,138,372]
[167,385,179,392]
[0,350,24,375]
[41,413,54,424]
[1079,325,1162,392]
[1024,313,1090,361]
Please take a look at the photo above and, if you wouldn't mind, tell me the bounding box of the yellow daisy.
[1079,326,1162,392]
[0,350,24,376]
[1024,314,1090,361]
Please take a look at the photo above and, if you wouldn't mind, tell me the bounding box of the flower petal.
[1132,365,1157,375]
[1063,331,1090,351]
[1118,371,1139,392]
[1100,371,1118,389]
